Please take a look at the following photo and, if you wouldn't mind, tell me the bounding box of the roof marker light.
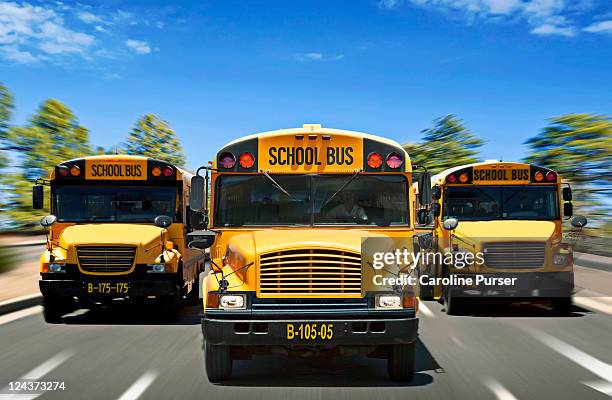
[151,166,162,177]
[534,171,544,182]
[386,153,403,169]
[162,166,173,177]
[447,174,457,184]
[70,165,80,176]
[546,171,557,182]
[459,172,469,183]
[219,152,236,169]
[58,166,69,177]
[367,152,383,168]
[239,152,255,169]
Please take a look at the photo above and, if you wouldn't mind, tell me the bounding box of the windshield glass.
[215,174,409,227]
[443,185,559,221]
[53,186,178,223]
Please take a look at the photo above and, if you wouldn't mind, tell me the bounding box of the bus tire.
[387,342,416,382]
[417,269,434,301]
[444,291,465,315]
[161,294,179,320]
[42,297,69,324]
[205,342,232,382]
[186,274,200,306]
[552,297,572,315]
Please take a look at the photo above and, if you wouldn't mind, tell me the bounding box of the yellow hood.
[454,220,557,240]
[59,223,164,247]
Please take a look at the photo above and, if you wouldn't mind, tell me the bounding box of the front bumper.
[202,315,419,346]
[39,278,178,298]
[448,271,574,298]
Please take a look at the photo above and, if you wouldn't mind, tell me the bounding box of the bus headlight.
[219,294,246,310]
[553,254,569,266]
[48,263,66,273]
[147,263,166,273]
[375,294,402,310]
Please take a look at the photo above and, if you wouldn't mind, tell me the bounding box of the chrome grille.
[259,248,362,295]
[77,246,136,273]
[483,242,546,269]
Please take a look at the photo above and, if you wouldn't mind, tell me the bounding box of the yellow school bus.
[187,124,423,382]
[33,155,205,322]
[423,161,586,315]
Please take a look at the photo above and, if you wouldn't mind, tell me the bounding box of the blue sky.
[0,0,611,170]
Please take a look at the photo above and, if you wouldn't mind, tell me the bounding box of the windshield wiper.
[260,170,293,198]
[320,169,362,209]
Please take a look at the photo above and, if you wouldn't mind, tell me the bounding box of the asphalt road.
[1,246,611,400]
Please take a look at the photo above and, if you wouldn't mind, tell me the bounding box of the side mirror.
[186,230,216,249]
[563,202,573,217]
[417,172,432,206]
[570,215,587,228]
[154,215,173,229]
[432,185,441,201]
[416,209,432,225]
[431,203,441,217]
[33,185,44,209]
[443,218,458,231]
[562,187,572,202]
[189,211,207,230]
[40,215,57,228]
[189,175,205,211]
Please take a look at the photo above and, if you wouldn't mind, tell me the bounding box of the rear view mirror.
[417,172,432,206]
[40,215,57,228]
[190,175,205,211]
[432,185,441,200]
[431,203,441,218]
[33,185,44,209]
[563,203,573,217]
[154,215,173,229]
[443,218,458,231]
[189,211,207,230]
[186,230,216,249]
[570,215,587,228]
[562,187,572,201]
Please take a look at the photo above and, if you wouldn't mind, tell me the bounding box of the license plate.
[286,323,334,340]
[87,282,129,294]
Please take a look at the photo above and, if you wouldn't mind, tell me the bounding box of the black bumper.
[39,279,177,298]
[448,272,574,298]
[202,315,419,346]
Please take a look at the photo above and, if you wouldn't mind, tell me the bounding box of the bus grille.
[77,246,137,273]
[483,242,546,269]
[258,249,362,295]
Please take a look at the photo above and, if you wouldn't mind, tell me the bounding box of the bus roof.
[431,161,557,186]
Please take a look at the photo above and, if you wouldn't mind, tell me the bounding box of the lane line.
[116,371,158,400]
[483,378,519,400]
[0,306,42,326]
[0,350,75,400]
[418,302,435,318]
[574,297,612,316]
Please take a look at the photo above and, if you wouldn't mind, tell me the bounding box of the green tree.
[124,114,186,166]
[4,99,92,227]
[404,115,483,175]
[0,82,14,169]
[524,113,612,226]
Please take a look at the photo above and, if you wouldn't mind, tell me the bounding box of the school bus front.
[34,155,204,322]
[189,125,420,382]
[426,161,579,314]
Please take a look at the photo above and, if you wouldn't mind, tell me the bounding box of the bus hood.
[453,220,557,240]
[58,223,164,247]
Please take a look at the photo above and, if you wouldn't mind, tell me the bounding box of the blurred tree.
[4,99,92,227]
[403,115,483,175]
[0,82,14,169]
[124,114,186,166]
[524,113,612,229]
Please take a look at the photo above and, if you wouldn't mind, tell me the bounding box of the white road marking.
[527,328,612,397]
[116,371,158,400]
[0,350,75,400]
[0,306,42,326]
[483,378,519,400]
[418,302,435,318]
[449,335,466,349]
[574,296,612,316]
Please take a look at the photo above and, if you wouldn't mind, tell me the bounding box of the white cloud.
[103,72,120,80]
[77,11,102,24]
[125,39,151,54]
[378,0,401,10]
[584,19,612,34]
[0,45,37,62]
[402,0,589,37]
[94,25,105,32]
[295,52,323,61]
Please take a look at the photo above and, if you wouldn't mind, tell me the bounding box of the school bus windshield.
[215,174,409,227]
[443,185,559,221]
[53,186,178,222]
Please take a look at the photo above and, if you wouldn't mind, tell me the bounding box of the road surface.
[1,245,611,400]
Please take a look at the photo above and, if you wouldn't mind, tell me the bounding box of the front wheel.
[551,297,572,314]
[204,343,232,382]
[387,342,416,382]
[444,290,466,315]
[42,297,70,324]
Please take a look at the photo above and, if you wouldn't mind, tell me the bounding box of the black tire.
[444,290,465,316]
[387,342,416,382]
[552,297,572,314]
[42,297,69,324]
[417,269,434,301]
[186,274,201,306]
[204,342,232,382]
[160,294,179,320]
